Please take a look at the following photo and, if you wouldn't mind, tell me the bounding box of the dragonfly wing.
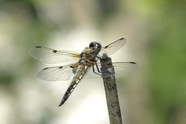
[83,62,138,78]
[29,46,80,64]
[100,38,126,56]
[111,62,138,76]
[37,62,138,81]
[37,64,77,81]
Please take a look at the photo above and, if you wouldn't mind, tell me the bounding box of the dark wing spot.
[53,50,57,53]
[119,38,124,40]
[104,45,109,49]
[129,62,136,64]
[43,67,48,70]
[59,66,63,69]
[36,46,42,48]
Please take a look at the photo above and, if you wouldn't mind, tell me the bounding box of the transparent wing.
[99,38,126,56]
[37,64,76,81]
[111,62,138,76]
[37,62,138,81]
[29,46,80,64]
[83,62,138,78]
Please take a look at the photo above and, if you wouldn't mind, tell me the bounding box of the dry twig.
[100,53,123,124]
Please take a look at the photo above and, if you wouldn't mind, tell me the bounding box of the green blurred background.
[0,0,186,124]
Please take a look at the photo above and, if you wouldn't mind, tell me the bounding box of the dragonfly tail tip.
[58,103,63,107]
[58,100,65,107]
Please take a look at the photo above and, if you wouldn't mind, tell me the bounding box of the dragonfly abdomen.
[58,65,88,106]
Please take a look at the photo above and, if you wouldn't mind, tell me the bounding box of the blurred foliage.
[0,0,52,87]
[147,0,186,124]
[96,0,120,21]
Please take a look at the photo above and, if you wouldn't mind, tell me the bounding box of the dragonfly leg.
[95,62,101,73]
[96,56,101,60]
[95,56,102,73]
[92,65,101,76]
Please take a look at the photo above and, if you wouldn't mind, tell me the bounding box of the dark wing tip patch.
[119,38,124,40]
[104,45,109,49]
[43,67,48,70]
[129,62,136,64]
[35,46,42,48]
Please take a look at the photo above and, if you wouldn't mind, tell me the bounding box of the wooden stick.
[100,53,123,124]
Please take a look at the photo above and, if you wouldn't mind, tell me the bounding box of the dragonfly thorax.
[78,57,86,64]
[80,42,101,61]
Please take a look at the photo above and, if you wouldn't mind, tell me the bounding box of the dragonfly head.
[89,42,102,50]
[80,42,102,60]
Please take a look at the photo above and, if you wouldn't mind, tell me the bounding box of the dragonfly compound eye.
[89,42,96,48]
[89,42,102,49]
[95,43,102,49]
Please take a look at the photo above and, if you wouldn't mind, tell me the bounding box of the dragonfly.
[29,38,138,106]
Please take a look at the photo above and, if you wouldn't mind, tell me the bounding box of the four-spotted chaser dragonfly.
[29,38,138,106]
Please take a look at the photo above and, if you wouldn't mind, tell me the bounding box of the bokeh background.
[0,0,186,124]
